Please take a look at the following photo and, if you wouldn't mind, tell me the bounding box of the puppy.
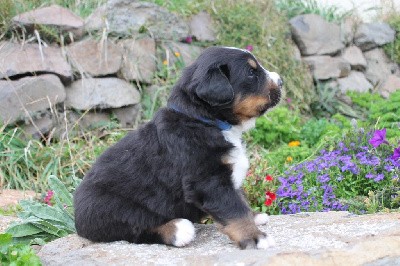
[74,46,282,249]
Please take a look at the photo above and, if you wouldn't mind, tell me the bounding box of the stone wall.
[0,1,215,138]
[1,1,399,139]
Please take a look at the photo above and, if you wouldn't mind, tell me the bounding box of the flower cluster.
[43,190,54,206]
[277,128,400,214]
[264,175,276,206]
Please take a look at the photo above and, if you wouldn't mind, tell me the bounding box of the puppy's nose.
[269,72,282,87]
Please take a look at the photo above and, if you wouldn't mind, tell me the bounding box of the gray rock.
[289,14,344,56]
[21,114,54,139]
[341,46,367,71]
[0,42,72,82]
[159,41,204,67]
[84,5,107,33]
[73,111,111,130]
[380,74,400,98]
[91,0,189,40]
[364,48,399,86]
[113,104,141,128]
[38,212,400,265]
[337,71,373,93]
[119,38,156,83]
[0,75,66,124]
[189,11,216,42]
[65,78,140,110]
[340,17,360,45]
[303,55,351,80]
[354,22,395,51]
[67,39,123,77]
[12,5,84,39]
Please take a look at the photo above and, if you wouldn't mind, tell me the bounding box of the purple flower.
[374,174,384,182]
[369,129,389,148]
[392,146,400,161]
[185,36,193,44]
[366,173,374,179]
[245,45,254,52]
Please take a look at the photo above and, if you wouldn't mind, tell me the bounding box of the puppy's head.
[169,46,283,126]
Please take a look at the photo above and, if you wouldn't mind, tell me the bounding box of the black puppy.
[74,46,282,249]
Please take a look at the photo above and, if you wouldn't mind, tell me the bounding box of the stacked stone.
[289,14,400,98]
[0,1,216,138]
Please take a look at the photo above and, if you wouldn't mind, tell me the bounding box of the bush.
[0,234,41,266]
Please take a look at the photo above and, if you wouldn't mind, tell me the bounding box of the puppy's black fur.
[74,47,282,248]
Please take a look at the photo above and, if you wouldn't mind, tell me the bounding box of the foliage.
[250,106,302,148]
[384,14,400,64]
[276,127,400,214]
[6,176,76,244]
[348,90,400,139]
[0,124,125,192]
[275,0,351,22]
[0,233,41,266]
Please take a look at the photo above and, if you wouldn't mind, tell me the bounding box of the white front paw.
[254,213,269,225]
[257,235,276,249]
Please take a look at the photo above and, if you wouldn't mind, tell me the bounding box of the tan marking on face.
[248,59,257,69]
[233,95,269,120]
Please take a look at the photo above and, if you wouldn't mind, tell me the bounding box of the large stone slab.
[0,75,66,124]
[381,74,400,98]
[38,212,400,265]
[86,1,189,40]
[12,5,84,39]
[67,39,123,77]
[364,48,399,87]
[303,56,350,80]
[159,41,204,67]
[354,22,395,51]
[289,14,344,56]
[341,46,367,71]
[118,38,156,83]
[65,78,140,110]
[337,71,373,93]
[189,11,216,42]
[0,42,72,82]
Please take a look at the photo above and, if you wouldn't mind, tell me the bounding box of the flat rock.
[38,212,400,265]
[0,42,72,82]
[119,38,156,83]
[340,17,360,45]
[341,46,367,71]
[337,71,373,93]
[354,22,395,51]
[364,48,399,86]
[65,78,140,110]
[20,114,54,139]
[303,56,350,80]
[84,5,107,32]
[113,104,141,128]
[12,5,84,38]
[0,75,66,124]
[159,41,204,67]
[289,14,344,56]
[67,39,123,77]
[90,1,189,40]
[189,11,216,42]
[380,74,400,98]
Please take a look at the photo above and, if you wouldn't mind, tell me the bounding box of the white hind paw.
[172,219,195,247]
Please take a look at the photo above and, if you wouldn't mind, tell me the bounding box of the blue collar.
[168,104,232,131]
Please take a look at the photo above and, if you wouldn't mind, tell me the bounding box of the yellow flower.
[174,51,181,57]
[162,60,168,65]
[288,140,301,147]
[286,156,293,163]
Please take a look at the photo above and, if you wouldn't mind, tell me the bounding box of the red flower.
[44,190,54,206]
[264,191,276,206]
[265,175,273,181]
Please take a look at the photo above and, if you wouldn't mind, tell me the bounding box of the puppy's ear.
[195,65,234,106]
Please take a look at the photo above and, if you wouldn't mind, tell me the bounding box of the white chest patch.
[222,118,256,189]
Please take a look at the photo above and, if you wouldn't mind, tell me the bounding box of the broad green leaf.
[6,223,42,238]
[0,233,12,246]
[48,175,73,209]
[31,220,65,237]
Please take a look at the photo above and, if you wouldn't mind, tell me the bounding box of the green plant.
[6,175,76,244]
[275,0,351,22]
[0,233,41,266]
[384,14,400,64]
[250,106,302,148]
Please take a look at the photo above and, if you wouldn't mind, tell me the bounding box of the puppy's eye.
[248,68,256,78]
